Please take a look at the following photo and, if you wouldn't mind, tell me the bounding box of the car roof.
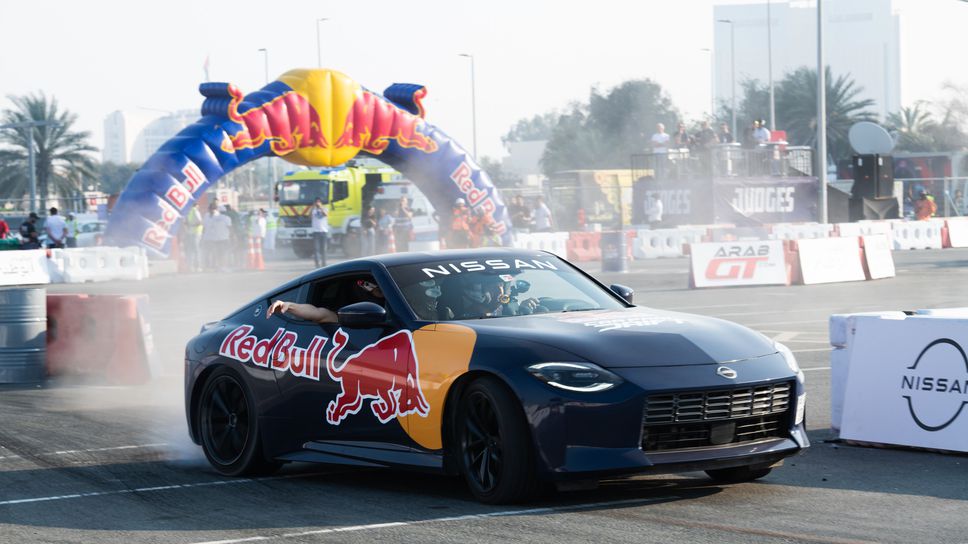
[292,248,562,284]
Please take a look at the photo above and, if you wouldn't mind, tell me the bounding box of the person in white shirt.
[644,194,664,227]
[250,208,268,252]
[44,207,68,249]
[202,203,232,270]
[753,119,771,145]
[533,196,554,232]
[310,198,329,267]
[650,123,670,154]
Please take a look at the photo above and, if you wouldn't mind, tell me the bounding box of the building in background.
[102,109,197,164]
[502,140,547,188]
[713,0,900,121]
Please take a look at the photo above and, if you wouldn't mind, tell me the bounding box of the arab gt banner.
[690,240,788,288]
[839,315,968,453]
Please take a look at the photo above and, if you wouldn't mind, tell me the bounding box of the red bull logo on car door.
[219,324,430,426]
[325,328,430,425]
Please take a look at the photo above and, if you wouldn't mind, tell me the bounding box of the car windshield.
[388,254,625,321]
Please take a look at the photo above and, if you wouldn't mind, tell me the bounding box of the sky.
[2,0,965,161]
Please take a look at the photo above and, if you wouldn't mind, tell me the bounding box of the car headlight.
[775,342,804,381]
[527,362,623,393]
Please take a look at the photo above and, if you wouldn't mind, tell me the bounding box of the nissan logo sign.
[717,366,737,379]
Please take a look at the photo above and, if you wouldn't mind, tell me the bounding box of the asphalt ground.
[2,248,967,543]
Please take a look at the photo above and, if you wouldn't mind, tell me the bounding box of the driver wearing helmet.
[402,279,444,320]
[446,274,544,319]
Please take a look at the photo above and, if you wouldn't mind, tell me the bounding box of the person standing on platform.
[310,198,329,267]
[533,196,554,232]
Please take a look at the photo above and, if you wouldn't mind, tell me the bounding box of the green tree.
[540,80,680,176]
[926,82,968,151]
[97,161,141,195]
[886,102,936,152]
[0,93,97,210]
[502,112,559,145]
[775,66,876,162]
[717,78,769,136]
[478,156,522,188]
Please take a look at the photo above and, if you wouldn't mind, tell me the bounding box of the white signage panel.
[862,234,895,279]
[690,240,787,288]
[797,237,866,285]
[0,249,51,286]
[840,316,968,452]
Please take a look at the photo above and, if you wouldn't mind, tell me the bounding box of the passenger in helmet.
[439,273,544,320]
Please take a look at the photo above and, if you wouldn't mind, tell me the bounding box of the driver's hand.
[519,298,540,314]
[266,300,290,319]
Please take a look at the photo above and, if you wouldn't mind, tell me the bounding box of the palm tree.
[0,93,97,211]
[886,102,936,152]
[775,67,876,163]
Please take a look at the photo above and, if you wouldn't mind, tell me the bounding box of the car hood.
[458,307,776,368]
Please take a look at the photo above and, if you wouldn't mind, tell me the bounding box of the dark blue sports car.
[185,249,808,503]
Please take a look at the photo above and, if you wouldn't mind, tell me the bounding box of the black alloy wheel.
[198,367,280,476]
[456,377,538,504]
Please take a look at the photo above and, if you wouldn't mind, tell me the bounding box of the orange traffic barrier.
[46,294,155,384]
[566,232,602,262]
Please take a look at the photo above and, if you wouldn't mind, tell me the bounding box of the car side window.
[268,284,310,323]
[309,273,390,315]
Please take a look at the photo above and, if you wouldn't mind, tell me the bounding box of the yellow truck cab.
[275,162,435,257]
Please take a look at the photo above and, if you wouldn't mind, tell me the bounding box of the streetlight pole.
[0,120,62,214]
[258,48,275,210]
[767,0,776,131]
[316,18,329,68]
[458,53,478,159]
[817,0,828,223]
[717,19,737,139]
[700,48,715,118]
[258,48,269,84]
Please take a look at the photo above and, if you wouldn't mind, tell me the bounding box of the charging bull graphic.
[105,68,512,257]
[325,328,430,425]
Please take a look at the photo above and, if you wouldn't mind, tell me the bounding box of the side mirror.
[609,284,634,304]
[338,301,387,328]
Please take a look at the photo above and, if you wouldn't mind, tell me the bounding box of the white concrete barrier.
[828,311,906,432]
[633,227,706,259]
[834,311,968,452]
[53,247,149,283]
[512,232,568,257]
[861,234,895,280]
[835,220,893,244]
[890,219,943,250]
[769,222,834,240]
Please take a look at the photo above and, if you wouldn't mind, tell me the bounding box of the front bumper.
[511,355,809,482]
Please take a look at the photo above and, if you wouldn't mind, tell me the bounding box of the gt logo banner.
[690,241,787,288]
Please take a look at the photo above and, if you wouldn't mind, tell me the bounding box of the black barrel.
[0,288,46,383]
[601,231,628,273]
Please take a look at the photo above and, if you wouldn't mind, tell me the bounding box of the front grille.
[641,381,792,452]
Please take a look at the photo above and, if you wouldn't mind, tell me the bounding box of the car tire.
[705,465,772,484]
[456,376,539,504]
[197,367,281,477]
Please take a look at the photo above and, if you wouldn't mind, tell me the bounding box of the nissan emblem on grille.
[717,366,737,379]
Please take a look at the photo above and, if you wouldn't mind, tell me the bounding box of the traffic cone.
[252,236,265,270]
[246,236,256,269]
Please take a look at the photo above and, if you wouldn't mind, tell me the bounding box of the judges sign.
[840,315,968,453]
[690,240,788,288]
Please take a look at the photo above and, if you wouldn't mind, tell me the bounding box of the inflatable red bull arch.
[104,68,511,257]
